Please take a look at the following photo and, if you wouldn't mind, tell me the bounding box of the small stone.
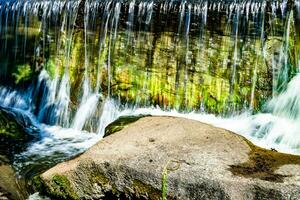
[149,138,155,142]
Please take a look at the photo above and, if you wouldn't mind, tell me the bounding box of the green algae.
[0,110,25,140]
[104,115,148,137]
[12,64,33,84]
[0,1,299,118]
[130,179,162,200]
[91,173,109,187]
[33,175,79,200]
[0,109,32,157]
[89,169,162,199]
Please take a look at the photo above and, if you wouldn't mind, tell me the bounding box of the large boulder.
[34,116,300,200]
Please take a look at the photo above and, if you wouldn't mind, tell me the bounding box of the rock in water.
[0,108,34,158]
[34,117,300,200]
[0,162,27,200]
[0,107,35,200]
[0,108,33,144]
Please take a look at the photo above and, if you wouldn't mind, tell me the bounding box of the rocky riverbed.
[33,116,300,200]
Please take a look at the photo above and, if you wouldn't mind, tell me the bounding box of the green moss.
[89,172,165,199]
[33,171,174,200]
[91,174,109,186]
[48,175,79,200]
[45,59,57,79]
[88,171,162,199]
[0,108,33,172]
[32,175,46,192]
[33,175,79,200]
[12,64,32,84]
[104,115,148,137]
[229,139,300,182]
[0,109,30,144]
[41,28,278,115]
[131,180,162,200]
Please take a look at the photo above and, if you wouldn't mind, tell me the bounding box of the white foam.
[72,93,101,131]
[27,193,50,200]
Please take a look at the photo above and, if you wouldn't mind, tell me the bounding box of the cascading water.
[0,0,300,198]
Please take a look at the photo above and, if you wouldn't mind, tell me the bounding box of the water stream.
[0,0,299,198]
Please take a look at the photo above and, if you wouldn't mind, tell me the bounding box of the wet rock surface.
[0,155,27,200]
[104,115,149,137]
[0,107,36,153]
[0,108,35,200]
[34,116,300,200]
[0,108,29,140]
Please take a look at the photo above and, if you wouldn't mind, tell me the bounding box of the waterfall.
[72,93,100,130]
[0,0,299,175]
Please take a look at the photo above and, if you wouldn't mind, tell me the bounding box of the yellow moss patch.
[131,179,163,199]
[229,140,300,182]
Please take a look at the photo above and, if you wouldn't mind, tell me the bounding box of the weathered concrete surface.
[35,116,300,200]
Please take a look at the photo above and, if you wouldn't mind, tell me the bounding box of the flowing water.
[0,0,299,198]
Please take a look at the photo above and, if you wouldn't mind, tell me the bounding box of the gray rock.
[34,116,300,200]
[0,162,27,200]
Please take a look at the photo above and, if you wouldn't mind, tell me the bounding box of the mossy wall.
[0,0,299,126]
